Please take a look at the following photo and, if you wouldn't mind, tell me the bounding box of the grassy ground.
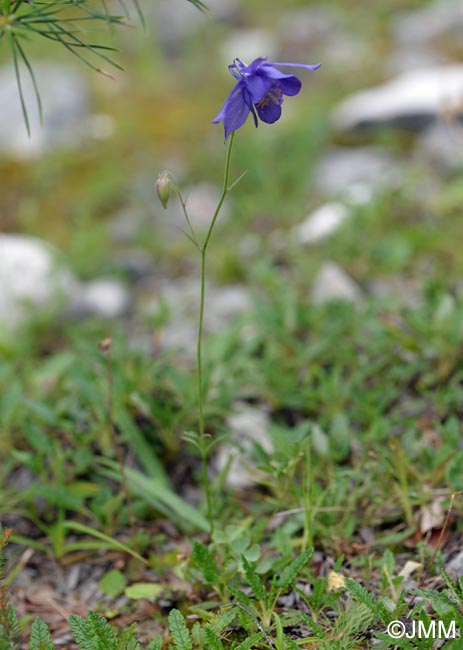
[1,0,463,648]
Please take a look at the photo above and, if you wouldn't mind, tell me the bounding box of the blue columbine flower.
[213,57,321,138]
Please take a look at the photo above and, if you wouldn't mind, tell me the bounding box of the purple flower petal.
[267,62,321,71]
[256,100,282,124]
[213,56,320,137]
[219,84,251,139]
[244,74,269,104]
[275,75,301,97]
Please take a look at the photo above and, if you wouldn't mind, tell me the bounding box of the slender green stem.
[197,131,235,535]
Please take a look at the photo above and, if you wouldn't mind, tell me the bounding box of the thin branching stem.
[197,131,235,536]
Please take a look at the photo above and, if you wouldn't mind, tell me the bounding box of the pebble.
[214,404,272,489]
[138,277,250,353]
[0,62,89,159]
[294,203,351,245]
[0,234,78,329]
[310,262,363,304]
[446,549,463,579]
[72,278,131,319]
[415,122,463,172]
[313,147,401,200]
[333,65,463,132]
[392,0,463,51]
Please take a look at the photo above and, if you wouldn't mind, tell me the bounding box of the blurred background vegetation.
[1,0,460,287]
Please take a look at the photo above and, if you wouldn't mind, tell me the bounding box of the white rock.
[415,122,463,172]
[141,278,250,353]
[392,0,463,49]
[294,203,351,245]
[311,262,363,304]
[0,62,89,159]
[214,404,272,489]
[313,147,400,199]
[388,47,443,74]
[74,279,131,319]
[333,66,463,132]
[0,235,78,328]
[206,285,251,330]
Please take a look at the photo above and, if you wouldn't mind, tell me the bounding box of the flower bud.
[156,172,171,209]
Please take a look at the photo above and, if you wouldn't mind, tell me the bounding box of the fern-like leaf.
[204,626,223,650]
[168,609,192,650]
[117,623,142,650]
[276,548,313,590]
[29,618,54,650]
[191,541,219,585]
[208,608,237,634]
[441,568,463,603]
[88,611,117,650]
[68,614,95,650]
[232,632,264,650]
[345,578,390,624]
[241,555,265,601]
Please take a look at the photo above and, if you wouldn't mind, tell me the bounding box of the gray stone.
[368,277,421,307]
[388,47,443,74]
[0,234,78,329]
[392,0,463,50]
[311,262,363,304]
[181,183,230,231]
[446,549,463,579]
[160,183,230,238]
[281,6,366,69]
[139,277,250,353]
[415,122,463,172]
[112,248,154,280]
[279,7,336,51]
[333,65,463,132]
[313,147,400,199]
[74,278,131,319]
[0,62,89,159]
[206,285,251,330]
[214,404,272,489]
[109,208,149,244]
[145,0,238,56]
[294,203,351,245]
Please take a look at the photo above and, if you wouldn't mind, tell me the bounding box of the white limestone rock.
[313,147,401,200]
[214,404,272,489]
[333,66,463,132]
[74,279,131,319]
[392,0,463,50]
[0,62,89,159]
[311,262,363,305]
[0,234,78,328]
[294,203,351,245]
[415,122,463,172]
[140,278,251,353]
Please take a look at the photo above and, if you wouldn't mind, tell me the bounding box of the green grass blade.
[99,459,209,532]
[62,521,146,563]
